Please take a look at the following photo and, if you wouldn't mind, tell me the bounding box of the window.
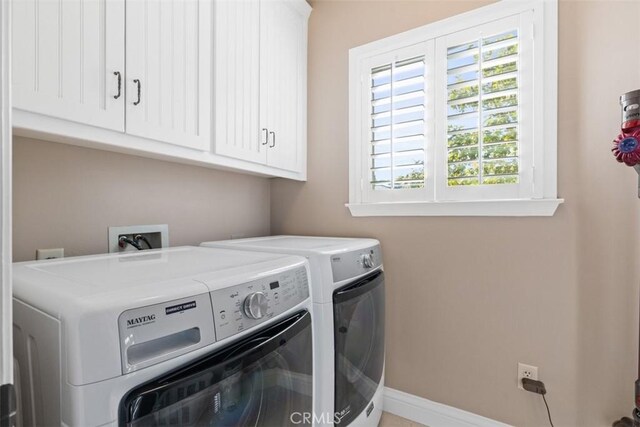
[348,0,562,216]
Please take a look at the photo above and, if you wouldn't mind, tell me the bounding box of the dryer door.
[333,271,385,425]
[119,311,312,427]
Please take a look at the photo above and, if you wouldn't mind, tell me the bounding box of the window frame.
[347,0,562,217]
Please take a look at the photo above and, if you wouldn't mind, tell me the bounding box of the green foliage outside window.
[483,94,517,110]
[387,34,519,187]
[482,77,517,95]
[483,127,517,143]
[483,142,517,159]
[448,131,478,148]
[448,146,478,163]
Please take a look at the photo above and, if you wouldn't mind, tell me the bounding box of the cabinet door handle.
[133,79,141,105]
[269,131,276,148]
[113,71,122,99]
[262,128,269,145]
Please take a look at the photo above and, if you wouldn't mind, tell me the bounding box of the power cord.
[118,236,143,251]
[522,378,554,427]
[542,394,554,427]
[135,234,153,249]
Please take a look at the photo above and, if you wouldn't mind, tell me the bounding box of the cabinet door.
[12,0,125,131]
[212,0,265,164]
[261,0,306,172]
[125,0,211,151]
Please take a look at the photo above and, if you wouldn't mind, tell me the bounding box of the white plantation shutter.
[350,5,549,213]
[362,42,434,203]
[446,30,519,186]
[371,57,425,190]
[435,14,534,200]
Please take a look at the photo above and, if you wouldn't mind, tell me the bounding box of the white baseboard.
[383,387,512,427]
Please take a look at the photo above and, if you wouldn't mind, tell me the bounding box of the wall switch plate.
[36,248,64,260]
[108,224,169,253]
[517,363,539,390]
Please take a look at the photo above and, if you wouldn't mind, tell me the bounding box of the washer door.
[119,311,312,427]
[333,271,385,425]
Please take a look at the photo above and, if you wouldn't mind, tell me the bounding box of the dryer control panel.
[331,245,382,283]
[210,266,309,341]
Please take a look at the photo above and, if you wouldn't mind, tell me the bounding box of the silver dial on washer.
[361,253,374,268]
[243,292,268,319]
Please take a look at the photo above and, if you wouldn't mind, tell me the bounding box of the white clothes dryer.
[202,236,385,427]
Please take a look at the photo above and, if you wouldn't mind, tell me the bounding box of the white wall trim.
[383,387,512,427]
[347,198,563,217]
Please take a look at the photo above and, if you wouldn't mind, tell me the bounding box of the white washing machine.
[12,246,314,426]
[201,236,385,427]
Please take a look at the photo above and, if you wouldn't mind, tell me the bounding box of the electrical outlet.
[36,248,64,260]
[517,363,538,390]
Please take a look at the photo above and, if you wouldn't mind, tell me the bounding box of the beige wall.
[271,0,640,425]
[11,1,640,424]
[13,136,270,262]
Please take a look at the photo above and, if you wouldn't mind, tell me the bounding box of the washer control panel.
[210,266,309,341]
[331,245,382,283]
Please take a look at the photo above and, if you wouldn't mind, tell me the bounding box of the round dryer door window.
[333,271,385,426]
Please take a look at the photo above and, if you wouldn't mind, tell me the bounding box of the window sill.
[346,198,564,217]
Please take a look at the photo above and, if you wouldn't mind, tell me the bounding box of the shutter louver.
[446,29,519,187]
[370,56,426,190]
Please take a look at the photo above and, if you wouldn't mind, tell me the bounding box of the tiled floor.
[379,412,427,427]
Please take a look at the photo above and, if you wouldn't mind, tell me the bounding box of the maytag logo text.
[126,314,156,328]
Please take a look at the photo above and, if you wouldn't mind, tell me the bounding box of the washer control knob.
[361,253,374,269]
[243,292,268,319]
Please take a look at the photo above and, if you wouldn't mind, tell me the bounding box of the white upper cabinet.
[125,0,211,150]
[214,0,310,175]
[12,0,125,131]
[213,0,264,164]
[11,0,310,180]
[260,0,307,172]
